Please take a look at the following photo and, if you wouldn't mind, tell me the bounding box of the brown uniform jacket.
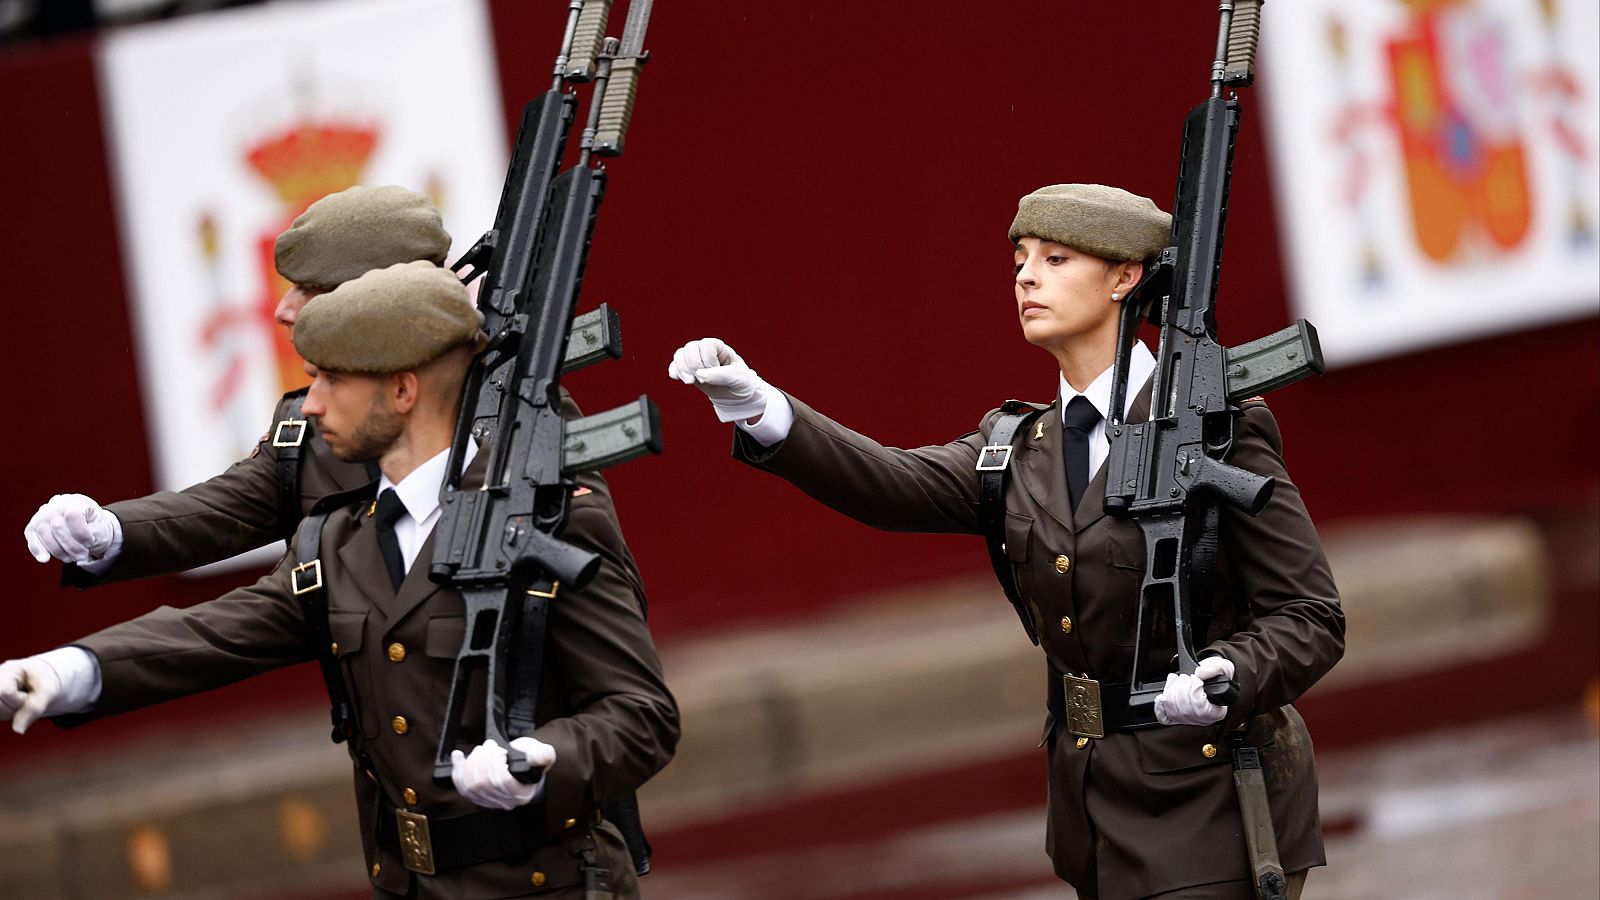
[67,448,680,899]
[64,388,373,587]
[732,383,1344,898]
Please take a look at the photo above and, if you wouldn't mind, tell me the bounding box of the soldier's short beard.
[333,400,405,463]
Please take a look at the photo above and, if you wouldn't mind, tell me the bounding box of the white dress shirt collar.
[374,440,479,573]
[1058,340,1156,425]
[1058,341,1157,480]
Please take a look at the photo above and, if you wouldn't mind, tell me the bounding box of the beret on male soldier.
[1008,184,1172,262]
[274,185,452,288]
[292,260,483,373]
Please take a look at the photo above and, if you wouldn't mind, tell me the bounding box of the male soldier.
[23,184,453,583]
[2,261,679,898]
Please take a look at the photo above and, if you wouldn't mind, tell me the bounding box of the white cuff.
[735,390,795,447]
[76,512,124,575]
[38,647,102,715]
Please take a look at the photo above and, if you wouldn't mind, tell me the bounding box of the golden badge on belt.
[1064,674,1104,740]
[395,809,437,875]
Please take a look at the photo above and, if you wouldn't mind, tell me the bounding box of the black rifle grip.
[1204,675,1240,706]
[1192,455,1274,517]
[523,528,602,590]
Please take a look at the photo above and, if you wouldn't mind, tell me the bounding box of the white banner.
[100,0,506,574]
[1261,0,1600,365]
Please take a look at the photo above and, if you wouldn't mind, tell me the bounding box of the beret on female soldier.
[1008,183,1172,262]
[292,260,484,373]
[274,184,452,289]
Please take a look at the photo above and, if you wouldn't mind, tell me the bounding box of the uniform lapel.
[1017,398,1076,533]
[381,534,444,625]
[337,508,394,618]
[376,444,493,625]
[1073,374,1156,532]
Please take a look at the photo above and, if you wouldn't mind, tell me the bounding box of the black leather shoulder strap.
[976,400,1050,646]
[291,511,362,755]
[274,390,310,539]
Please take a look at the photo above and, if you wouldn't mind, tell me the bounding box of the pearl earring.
[1111,292,1120,302]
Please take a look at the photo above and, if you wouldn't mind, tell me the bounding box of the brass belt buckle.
[395,809,437,875]
[1063,674,1105,739]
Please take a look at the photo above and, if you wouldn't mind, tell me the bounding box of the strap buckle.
[273,418,308,448]
[394,809,437,875]
[290,559,323,595]
[975,444,1014,472]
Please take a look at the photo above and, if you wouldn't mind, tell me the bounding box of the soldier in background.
[3,261,678,897]
[668,184,1343,899]
[24,184,449,583]
[22,183,649,618]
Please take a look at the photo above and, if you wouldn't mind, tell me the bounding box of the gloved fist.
[667,338,773,423]
[0,657,63,734]
[1154,655,1236,727]
[24,494,118,565]
[449,737,556,810]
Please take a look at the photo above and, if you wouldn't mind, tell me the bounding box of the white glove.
[667,338,774,423]
[449,737,556,810]
[0,648,100,734]
[1154,655,1236,727]
[24,494,120,565]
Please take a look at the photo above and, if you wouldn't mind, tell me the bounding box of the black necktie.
[373,488,407,592]
[1062,395,1102,513]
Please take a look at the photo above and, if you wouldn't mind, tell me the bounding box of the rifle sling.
[978,404,1050,646]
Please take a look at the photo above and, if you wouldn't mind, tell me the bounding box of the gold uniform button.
[387,643,407,663]
[330,642,339,655]
[371,863,381,878]
[531,871,547,887]
[1202,743,1218,759]
[563,818,578,830]
[1059,616,1073,634]
[391,716,409,735]
[402,788,418,806]
[1054,555,1071,574]
[1075,736,1089,749]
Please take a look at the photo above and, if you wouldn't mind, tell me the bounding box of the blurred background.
[1,0,1596,897]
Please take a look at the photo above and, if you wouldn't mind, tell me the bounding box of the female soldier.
[668,183,1343,899]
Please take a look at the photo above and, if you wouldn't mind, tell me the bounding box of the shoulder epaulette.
[999,398,1052,414]
[307,482,380,518]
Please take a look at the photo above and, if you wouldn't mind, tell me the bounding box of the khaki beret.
[1008,184,1172,262]
[292,261,483,373]
[274,185,452,288]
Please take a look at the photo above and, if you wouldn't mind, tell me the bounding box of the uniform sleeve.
[731,392,1000,535]
[63,550,313,721]
[63,396,297,588]
[525,470,680,831]
[1206,402,1345,726]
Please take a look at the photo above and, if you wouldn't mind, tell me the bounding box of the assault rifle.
[1102,4,1317,897]
[1103,0,1321,723]
[427,0,662,867]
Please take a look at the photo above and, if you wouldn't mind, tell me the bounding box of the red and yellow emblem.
[1385,0,1533,262]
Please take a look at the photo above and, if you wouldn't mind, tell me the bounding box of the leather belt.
[1047,668,1160,737]
[376,797,565,874]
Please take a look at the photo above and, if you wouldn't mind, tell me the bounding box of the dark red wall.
[2,2,1596,762]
